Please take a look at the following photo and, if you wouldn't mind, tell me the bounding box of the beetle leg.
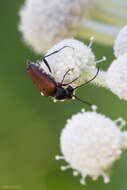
[62,76,79,86]
[73,95,91,106]
[61,69,73,84]
[42,56,52,73]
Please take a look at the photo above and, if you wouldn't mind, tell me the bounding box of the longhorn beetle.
[27,46,99,106]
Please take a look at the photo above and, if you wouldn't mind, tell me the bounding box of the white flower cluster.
[106,26,127,100]
[56,106,127,184]
[19,0,94,53]
[39,38,106,88]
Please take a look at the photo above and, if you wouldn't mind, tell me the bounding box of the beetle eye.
[67,86,74,92]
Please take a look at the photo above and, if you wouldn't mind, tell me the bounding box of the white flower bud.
[106,53,127,101]
[39,38,106,88]
[19,0,92,53]
[56,107,127,184]
[114,26,127,57]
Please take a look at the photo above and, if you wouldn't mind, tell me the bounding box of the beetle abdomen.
[27,61,56,97]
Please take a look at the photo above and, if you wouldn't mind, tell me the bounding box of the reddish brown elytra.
[27,62,56,97]
[26,46,99,105]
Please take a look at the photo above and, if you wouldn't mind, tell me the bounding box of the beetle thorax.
[54,85,74,100]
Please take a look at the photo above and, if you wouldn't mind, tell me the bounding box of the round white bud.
[106,53,127,101]
[57,108,127,184]
[19,0,91,53]
[114,26,127,57]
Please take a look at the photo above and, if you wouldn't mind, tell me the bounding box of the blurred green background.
[0,0,127,190]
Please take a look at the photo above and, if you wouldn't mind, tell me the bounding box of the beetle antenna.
[62,76,79,86]
[43,46,74,59]
[39,46,74,73]
[74,67,99,90]
[73,95,91,106]
[61,69,72,84]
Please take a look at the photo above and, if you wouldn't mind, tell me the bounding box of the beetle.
[26,46,99,106]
